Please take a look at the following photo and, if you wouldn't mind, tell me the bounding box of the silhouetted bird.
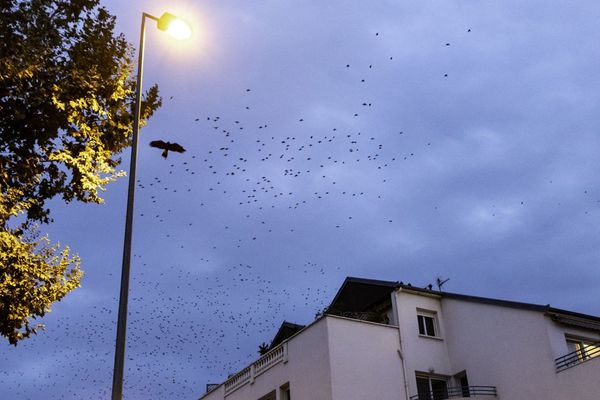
[149,140,186,158]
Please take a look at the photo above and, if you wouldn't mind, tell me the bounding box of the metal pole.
[111,13,153,400]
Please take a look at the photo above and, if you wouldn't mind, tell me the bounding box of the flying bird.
[149,140,186,158]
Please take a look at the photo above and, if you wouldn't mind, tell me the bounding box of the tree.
[0,0,161,344]
[0,225,82,344]
[258,342,270,355]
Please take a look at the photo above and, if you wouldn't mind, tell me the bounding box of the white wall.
[203,288,600,400]
[201,316,333,400]
[545,318,600,360]
[442,297,600,400]
[326,315,405,400]
[393,289,453,397]
[546,316,600,400]
[442,299,557,399]
[201,315,407,400]
[554,355,600,399]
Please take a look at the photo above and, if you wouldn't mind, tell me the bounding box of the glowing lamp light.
[157,12,192,40]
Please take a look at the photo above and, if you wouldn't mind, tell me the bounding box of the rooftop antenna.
[436,277,450,291]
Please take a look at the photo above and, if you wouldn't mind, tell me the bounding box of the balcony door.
[416,374,448,400]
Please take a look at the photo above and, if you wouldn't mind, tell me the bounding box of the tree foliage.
[0,0,161,344]
[258,342,270,355]
[0,228,82,344]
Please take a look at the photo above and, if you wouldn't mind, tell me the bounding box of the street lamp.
[111,11,191,400]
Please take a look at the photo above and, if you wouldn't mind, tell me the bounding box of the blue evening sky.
[2,1,600,399]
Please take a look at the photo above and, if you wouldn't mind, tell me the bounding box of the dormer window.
[417,310,439,338]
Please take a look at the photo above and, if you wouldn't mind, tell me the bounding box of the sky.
[2,0,600,399]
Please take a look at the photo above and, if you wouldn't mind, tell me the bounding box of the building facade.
[200,277,600,400]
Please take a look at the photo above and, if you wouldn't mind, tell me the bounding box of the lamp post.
[111,12,191,400]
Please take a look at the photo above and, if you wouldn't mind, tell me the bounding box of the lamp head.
[157,12,192,40]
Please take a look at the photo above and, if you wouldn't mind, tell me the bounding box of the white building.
[200,277,600,400]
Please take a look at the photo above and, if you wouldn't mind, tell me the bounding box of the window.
[416,374,448,400]
[417,310,439,337]
[280,383,291,400]
[455,372,470,398]
[566,337,600,362]
[257,390,276,400]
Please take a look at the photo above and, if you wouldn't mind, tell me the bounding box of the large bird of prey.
[149,140,186,159]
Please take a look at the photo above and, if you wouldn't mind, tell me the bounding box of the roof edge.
[329,276,398,309]
[396,284,600,322]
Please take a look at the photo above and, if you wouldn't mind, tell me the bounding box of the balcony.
[555,341,600,372]
[409,385,497,400]
[220,342,288,396]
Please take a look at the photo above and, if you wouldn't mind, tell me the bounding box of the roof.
[269,321,305,349]
[328,276,600,325]
[329,277,398,312]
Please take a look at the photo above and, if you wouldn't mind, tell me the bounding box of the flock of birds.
[2,16,597,400]
[0,24,503,400]
[0,26,487,398]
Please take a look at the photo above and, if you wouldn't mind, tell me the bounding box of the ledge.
[418,334,444,341]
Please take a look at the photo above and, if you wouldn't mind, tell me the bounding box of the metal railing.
[555,342,600,372]
[409,385,497,400]
[223,342,288,396]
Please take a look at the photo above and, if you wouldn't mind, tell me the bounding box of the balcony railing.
[555,342,600,372]
[223,342,288,396]
[409,385,497,400]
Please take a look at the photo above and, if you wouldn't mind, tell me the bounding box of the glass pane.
[460,375,470,397]
[575,342,585,361]
[425,317,436,336]
[566,340,578,353]
[431,379,448,400]
[416,377,431,400]
[418,316,426,335]
[565,339,583,365]
[584,342,600,360]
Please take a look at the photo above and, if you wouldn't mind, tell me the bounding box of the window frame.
[257,390,276,400]
[280,382,291,400]
[416,373,449,400]
[416,309,441,339]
